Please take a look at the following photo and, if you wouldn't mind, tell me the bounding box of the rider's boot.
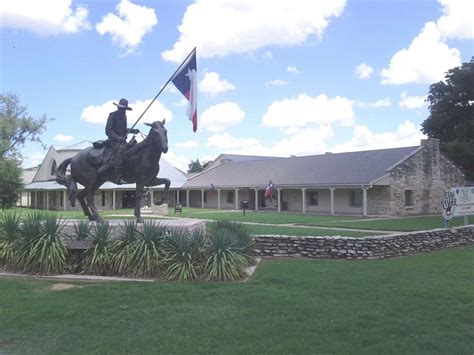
[113,167,127,185]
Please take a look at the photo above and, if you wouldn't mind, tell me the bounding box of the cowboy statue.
[97,98,140,184]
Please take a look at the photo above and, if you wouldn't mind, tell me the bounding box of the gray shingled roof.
[184,146,421,189]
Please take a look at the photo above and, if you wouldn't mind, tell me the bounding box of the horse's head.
[144,119,168,153]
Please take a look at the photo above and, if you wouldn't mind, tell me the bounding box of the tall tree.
[421,60,474,180]
[0,158,22,209]
[188,159,203,173]
[0,93,50,159]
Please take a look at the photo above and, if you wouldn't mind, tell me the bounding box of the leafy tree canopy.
[188,159,211,173]
[0,93,51,159]
[0,158,22,209]
[421,59,474,180]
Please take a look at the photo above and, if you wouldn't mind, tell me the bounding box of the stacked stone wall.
[253,226,474,259]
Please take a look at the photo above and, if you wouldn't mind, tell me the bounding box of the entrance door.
[122,191,136,209]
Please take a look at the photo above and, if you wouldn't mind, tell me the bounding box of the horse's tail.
[55,158,77,207]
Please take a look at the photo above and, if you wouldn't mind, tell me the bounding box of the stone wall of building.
[253,225,474,259]
[367,186,391,215]
[388,139,464,216]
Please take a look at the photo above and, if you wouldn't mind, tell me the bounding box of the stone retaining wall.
[253,226,474,259]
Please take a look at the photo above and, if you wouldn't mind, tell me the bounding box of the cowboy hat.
[113,98,133,111]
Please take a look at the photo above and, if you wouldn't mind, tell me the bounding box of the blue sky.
[1,0,473,171]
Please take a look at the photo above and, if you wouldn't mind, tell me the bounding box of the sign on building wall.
[440,187,474,220]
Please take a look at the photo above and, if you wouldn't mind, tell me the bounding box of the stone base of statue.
[141,203,169,215]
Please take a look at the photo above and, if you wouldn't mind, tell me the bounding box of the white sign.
[440,187,474,220]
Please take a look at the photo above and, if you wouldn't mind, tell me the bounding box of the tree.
[421,60,474,180]
[0,158,22,209]
[188,159,211,173]
[0,93,50,159]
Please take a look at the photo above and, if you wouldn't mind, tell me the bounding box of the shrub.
[128,220,167,277]
[73,220,92,241]
[162,229,205,281]
[82,222,113,275]
[22,214,68,274]
[205,222,252,281]
[0,211,21,267]
[111,220,138,275]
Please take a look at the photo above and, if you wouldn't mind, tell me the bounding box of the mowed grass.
[0,247,472,354]
[310,215,474,232]
[237,223,380,237]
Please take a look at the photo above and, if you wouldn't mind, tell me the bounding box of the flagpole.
[129,47,196,131]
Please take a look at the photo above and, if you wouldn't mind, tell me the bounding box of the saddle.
[86,138,144,166]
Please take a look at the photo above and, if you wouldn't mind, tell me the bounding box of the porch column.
[201,189,205,209]
[63,191,67,211]
[362,187,368,217]
[254,188,259,211]
[112,190,116,210]
[301,188,306,214]
[186,189,190,208]
[176,189,180,204]
[277,189,281,213]
[46,191,49,210]
[330,188,335,215]
[150,189,153,207]
[234,188,239,210]
[217,189,221,210]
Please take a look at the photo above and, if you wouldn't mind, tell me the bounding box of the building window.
[405,190,414,207]
[227,191,234,204]
[349,190,362,207]
[309,191,318,206]
[50,160,57,176]
[102,191,106,207]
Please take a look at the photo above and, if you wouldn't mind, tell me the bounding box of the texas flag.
[172,48,198,132]
[264,180,275,200]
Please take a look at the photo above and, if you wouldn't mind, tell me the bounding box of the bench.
[174,203,183,214]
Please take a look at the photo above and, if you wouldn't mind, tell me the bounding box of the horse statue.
[55,120,170,223]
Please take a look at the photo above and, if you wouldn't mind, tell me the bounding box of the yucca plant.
[205,228,249,281]
[73,220,92,241]
[128,220,167,277]
[0,211,21,268]
[23,214,67,274]
[111,220,138,275]
[16,211,45,269]
[82,222,113,275]
[162,229,205,281]
[209,220,255,257]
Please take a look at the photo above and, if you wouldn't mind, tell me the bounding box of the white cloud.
[0,0,90,35]
[54,134,74,142]
[437,0,474,40]
[96,0,157,55]
[162,0,346,62]
[163,151,190,172]
[176,140,199,148]
[207,132,260,150]
[331,121,426,153]
[173,97,188,107]
[201,101,245,132]
[399,92,428,109]
[262,94,354,128]
[265,79,289,87]
[355,63,373,79]
[287,65,301,74]
[199,72,235,96]
[81,99,173,126]
[380,22,461,85]
[22,151,47,168]
[353,98,392,109]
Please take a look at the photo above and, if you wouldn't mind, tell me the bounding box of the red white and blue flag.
[172,48,198,132]
[264,180,275,200]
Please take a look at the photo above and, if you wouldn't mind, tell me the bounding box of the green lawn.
[0,247,472,354]
[233,223,380,237]
[308,215,474,231]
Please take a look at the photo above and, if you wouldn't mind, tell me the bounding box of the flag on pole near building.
[172,48,198,132]
[264,180,275,200]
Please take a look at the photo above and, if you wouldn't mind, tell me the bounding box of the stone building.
[182,139,464,216]
[22,141,187,211]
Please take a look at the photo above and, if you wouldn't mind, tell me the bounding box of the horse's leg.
[145,177,171,205]
[135,182,144,224]
[86,180,105,223]
[77,189,94,221]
